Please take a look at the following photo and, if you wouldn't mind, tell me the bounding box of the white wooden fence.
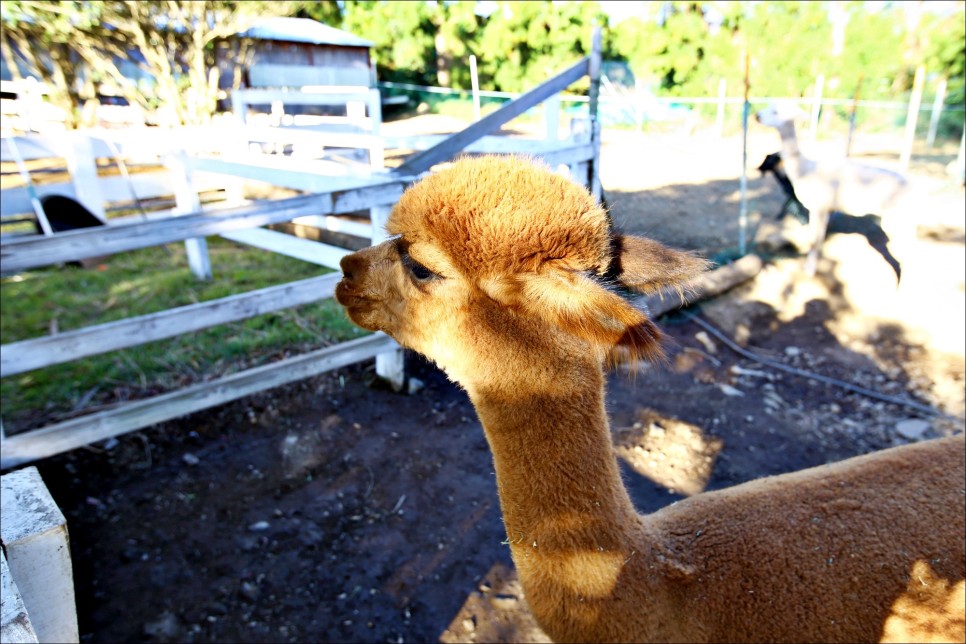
[0,30,603,469]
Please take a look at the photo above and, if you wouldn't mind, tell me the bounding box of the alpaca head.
[335,155,706,391]
[755,103,807,128]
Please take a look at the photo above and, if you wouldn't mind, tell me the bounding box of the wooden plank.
[188,156,385,192]
[240,126,381,151]
[220,228,351,268]
[0,468,78,643]
[0,333,398,469]
[0,274,341,377]
[0,180,403,273]
[534,143,595,168]
[632,254,763,318]
[393,57,590,176]
[234,87,374,107]
[291,215,373,239]
[383,134,581,155]
[168,152,212,280]
[331,180,404,213]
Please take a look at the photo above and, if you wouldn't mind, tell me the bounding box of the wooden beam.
[632,254,763,318]
[0,333,398,469]
[393,57,590,176]
[220,228,351,268]
[0,180,404,273]
[188,156,385,192]
[0,274,341,378]
[291,215,372,239]
[534,143,595,168]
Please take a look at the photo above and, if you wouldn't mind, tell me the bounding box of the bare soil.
[32,121,966,643]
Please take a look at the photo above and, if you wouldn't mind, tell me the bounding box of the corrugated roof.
[238,17,373,48]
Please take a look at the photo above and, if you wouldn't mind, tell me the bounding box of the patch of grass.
[0,237,366,432]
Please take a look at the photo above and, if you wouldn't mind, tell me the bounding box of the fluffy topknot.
[387,155,611,279]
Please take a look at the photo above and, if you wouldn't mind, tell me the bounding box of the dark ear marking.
[603,233,625,284]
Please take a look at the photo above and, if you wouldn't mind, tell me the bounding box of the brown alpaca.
[335,155,965,643]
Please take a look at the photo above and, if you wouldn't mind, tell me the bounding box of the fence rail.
[0,333,398,468]
[0,29,604,469]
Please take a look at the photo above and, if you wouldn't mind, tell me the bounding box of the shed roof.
[237,17,374,48]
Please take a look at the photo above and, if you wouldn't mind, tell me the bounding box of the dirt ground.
[30,119,966,643]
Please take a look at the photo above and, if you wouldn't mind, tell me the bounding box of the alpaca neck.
[468,368,646,632]
[777,121,804,178]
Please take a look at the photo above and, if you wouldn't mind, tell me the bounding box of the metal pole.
[926,76,947,148]
[739,51,750,256]
[846,76,863,158]
[900,65,926,171]
[955,127,965,184]
[809,74,824,144]
[469,54,481,122]
[588,26,602,202]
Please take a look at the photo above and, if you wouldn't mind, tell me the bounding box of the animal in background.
[757,151,902,281]
[336,155,964,643]
[755,103,909,276]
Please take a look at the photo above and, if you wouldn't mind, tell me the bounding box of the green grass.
[0,237,366,432]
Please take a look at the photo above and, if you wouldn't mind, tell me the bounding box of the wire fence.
[377,79,966,178]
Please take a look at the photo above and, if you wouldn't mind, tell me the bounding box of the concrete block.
[1,550,39,643]
[0,467,78,643]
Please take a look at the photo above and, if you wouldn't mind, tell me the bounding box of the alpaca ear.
[610,234,709,297]
[486,271,667,363]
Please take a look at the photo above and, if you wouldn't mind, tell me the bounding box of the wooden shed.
[216,17,375,91]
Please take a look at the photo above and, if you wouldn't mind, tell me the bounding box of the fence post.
[545,92,561,142]
[845,77,863,157]
[64,133,107,222]
[715,78,726,138]
[369,204,405,391]
[166,151,213,280]
[367,88,385,169]
[900,65,926,170]
[926,76,947,148]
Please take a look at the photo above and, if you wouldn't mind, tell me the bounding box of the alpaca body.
[472,349,963,643]
[755,106,909,276]
[335,155,964,643]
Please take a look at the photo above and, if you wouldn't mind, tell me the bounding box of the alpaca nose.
[339,252,362,283]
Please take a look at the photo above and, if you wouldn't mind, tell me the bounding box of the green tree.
[296,0,342,27]
[477,1,608,93]
[340,1,437,85]
[430,0,481,89]
[1,1,100,128]
[919,4,966,138]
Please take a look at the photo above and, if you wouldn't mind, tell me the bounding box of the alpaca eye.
[402,252,439,283]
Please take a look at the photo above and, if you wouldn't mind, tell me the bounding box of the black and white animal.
[755,104,909,277]
[757,151,902,282]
